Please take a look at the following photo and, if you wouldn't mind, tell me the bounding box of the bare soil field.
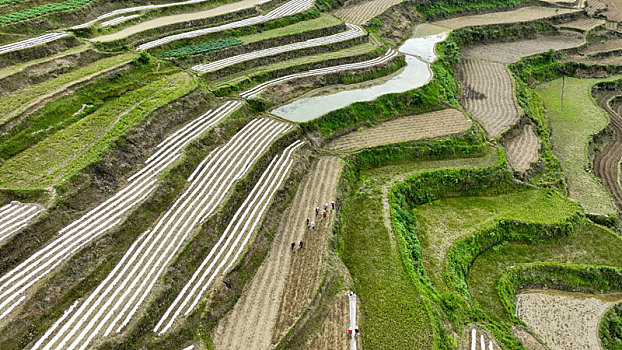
[557,17,606,31]
[302,291,351,350]
[327,109,470,152]
[460,58,520,138]
[433,7,580,30]
[593,91,622,210]
[580,38,622,55]
[588,0,622,21]
[516,289,622,350]
[461,34,584,64]
[93,0,267,42]
[213,156,343,350]
[505,124,541,172]
[333,0,402,24]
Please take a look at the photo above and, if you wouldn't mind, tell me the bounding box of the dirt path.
[327,109,470,152]
[460,58,519,138]
[433,7,580,30]
[333,0,402,24]
[93,0,267,42]
[516,289,622,350]
[593,91,622,211]
[213,156,343,350]
[505,124,541,172]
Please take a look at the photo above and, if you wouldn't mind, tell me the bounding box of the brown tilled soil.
[302,291,352,350]
[461,34,584,64]
[327,109,470,152]
[93,0,267,42]
[557,17,606,31]
[213,156,343,350]
[333,0,403,24]
[580,38,622,55]
[505,124,541,172]
[593,91,622,210]
[516,289,622,350]
[588,0,622,21]
[460,58,519,138]
[433,7,581,30]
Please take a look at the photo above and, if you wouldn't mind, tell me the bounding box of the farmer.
[311,221,315,230]
[316,206,320,216]
[324,202,328,211]
[331,201,335,210]
[291,242,295,252]
[323,211,327,218]
[306,217,310,226]
[299,240,304,249]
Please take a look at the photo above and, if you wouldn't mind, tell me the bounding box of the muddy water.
[271,24,450,122]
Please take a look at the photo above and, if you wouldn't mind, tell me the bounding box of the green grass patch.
[537,76,619,216]
[600,300,622,350]
[0,0,92,24]
[0,52,135,125]
[0,71,196,189]
[413,0,534,19]
[414,188,580,293]
[468,222,622,322]
[161,37,242,58]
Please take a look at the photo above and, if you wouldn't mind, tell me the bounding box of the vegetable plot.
[33,117,292,350]
[0,100,241,324]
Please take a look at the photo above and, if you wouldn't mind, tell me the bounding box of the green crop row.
[0,0,91,24]
[600,300,622,350]
[0,0,22,5]
[0,71,196,189]
[161,37,242,58]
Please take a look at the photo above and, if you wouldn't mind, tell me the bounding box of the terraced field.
[505,124,541,172]
[214,156,342,350]
[136,0,316,51]
[192,24,366,73]
[594,91,622,210]
[516,290,622,350]
[2,0,622,348]
[0,100,242,325]
[154,140,304,335]
[333,0,402,24]
[0,52,134,124]
[556,17,606,31]
[460,58,519,138]
[461,35,584,64]
[327,109,470,152]
[33,117,292,349]
[433,7,580,30]
[538,77,618,216]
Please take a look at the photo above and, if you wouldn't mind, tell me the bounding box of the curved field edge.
[497,262,622,323]
[599,298,622,349]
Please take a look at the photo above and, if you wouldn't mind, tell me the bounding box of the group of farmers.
[290,200,335,252]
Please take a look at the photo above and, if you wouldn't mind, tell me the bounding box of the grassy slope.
[0,72,196,189]
[0,53,135,123]
[468,222,622,321]
[341,150,499,349]
[414,188,581,293]
[537,77,619,216]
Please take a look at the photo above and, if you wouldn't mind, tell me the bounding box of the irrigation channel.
[271,23,449,122]
[0,101,242,323]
